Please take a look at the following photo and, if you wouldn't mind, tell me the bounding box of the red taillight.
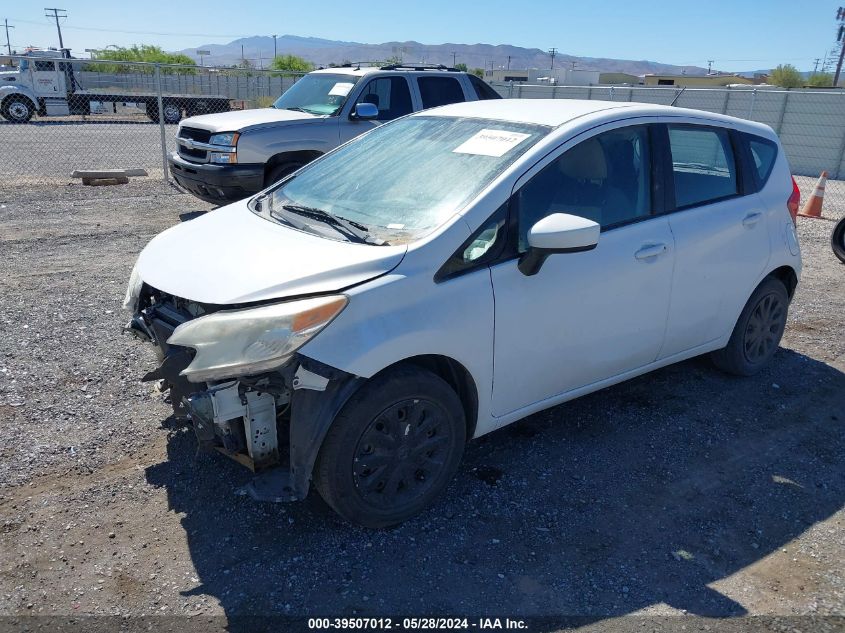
[787,176,800,225]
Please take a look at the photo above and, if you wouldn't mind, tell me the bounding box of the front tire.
[711,277,789,376]
[265,162,303,187]
[832,217,845,264]
[314,366,466,528]
[2,96,35,123]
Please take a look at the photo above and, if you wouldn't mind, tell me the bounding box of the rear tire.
[832,217,845,264]
[711,277,789,376]
[314,366,466,528]
[1,96,34,123]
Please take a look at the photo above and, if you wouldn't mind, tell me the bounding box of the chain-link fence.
[0,55,304,188]
[1,54,843,215]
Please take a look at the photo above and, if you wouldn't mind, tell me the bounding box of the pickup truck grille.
[177,127,212,163]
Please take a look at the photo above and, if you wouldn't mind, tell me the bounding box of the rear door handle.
[743,212,763,227]
[634,243,667,260]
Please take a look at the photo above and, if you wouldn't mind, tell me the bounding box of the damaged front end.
[123,276,362,502]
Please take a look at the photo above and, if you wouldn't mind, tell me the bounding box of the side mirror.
[518,213,599,276]
[351,102,378,120]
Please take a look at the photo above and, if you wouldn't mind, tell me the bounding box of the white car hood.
[136,201,407,305]
[180,107,317,133]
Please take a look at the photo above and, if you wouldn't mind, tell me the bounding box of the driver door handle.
[634,243,667,260]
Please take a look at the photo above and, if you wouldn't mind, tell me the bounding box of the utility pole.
[707,59,714,75]
[548,47,557,69]
[834,7,845,87]
[507,55,511,70]
[452,51,457,66]
[44,8,67,50]
[272,34,277,59]
[813,58,820,72]
[3,19,13,56]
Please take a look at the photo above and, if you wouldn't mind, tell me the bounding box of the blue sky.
[4,0,840,71]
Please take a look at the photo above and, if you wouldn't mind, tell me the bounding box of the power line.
[44,7,66,49]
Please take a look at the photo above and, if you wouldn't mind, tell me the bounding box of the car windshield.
[256,116,550,244]
[272,73,360,116]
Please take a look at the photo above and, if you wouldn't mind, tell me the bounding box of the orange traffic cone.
[798,171,827,219]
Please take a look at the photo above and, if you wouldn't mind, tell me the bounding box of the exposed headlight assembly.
[122,263,143,312]
[167,295,348,383]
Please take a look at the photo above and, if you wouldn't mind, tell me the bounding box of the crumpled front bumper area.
[126,292,364,503]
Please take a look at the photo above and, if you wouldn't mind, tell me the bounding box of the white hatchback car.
[125,99,802,527]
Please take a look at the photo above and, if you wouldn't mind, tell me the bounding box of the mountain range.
[180,34,716,76]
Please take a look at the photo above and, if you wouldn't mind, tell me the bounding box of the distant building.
[485,68,600,86]
[642,74,754,87]
[598,72,642,85]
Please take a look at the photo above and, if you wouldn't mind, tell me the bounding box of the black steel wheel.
[315,366,466,528]
[711,276,789,376]
[832,216,845,264]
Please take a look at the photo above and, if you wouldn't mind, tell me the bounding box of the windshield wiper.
[280,204,385,245]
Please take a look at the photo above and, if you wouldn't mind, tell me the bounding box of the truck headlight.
[122,263,143,312]
[167,295,348,383]
[209,132,239,147]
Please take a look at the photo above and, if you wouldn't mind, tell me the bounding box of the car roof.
[419,99,776,137]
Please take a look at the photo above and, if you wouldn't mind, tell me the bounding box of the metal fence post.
[775,91,789,135]
[610,86,615,101]
[155,64,168,183]
[721,88,730,115]
[835,93,845,180]
[508,81,513,98]
[749,88,757,120]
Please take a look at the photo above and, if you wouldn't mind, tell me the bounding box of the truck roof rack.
[379,63,460,72]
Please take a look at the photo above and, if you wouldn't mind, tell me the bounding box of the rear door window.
[418,76,466,109]
[667,125,738,208]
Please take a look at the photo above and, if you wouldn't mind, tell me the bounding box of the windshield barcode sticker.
[452,129,531,157]
[328,82,355,97]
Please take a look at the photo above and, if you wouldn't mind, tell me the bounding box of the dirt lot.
[0,178,843,632]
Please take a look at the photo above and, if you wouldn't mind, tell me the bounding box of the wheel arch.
[264,149,322,183]
[766,265,798,299]
[1,91,37,113]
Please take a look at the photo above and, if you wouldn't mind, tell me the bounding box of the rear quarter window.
[468,74,502,100]
[745,134,779,188]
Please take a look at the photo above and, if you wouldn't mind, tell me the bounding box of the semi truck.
[0,50,230,124]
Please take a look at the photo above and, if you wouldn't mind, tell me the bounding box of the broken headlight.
[167,295,347,383]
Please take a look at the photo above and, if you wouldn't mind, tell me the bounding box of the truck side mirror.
[351,102,378,120]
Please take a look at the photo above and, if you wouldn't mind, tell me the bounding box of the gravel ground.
[0,179,843,632]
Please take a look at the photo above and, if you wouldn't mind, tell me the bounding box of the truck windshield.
[272,74,360,116]
[258,116,550,243]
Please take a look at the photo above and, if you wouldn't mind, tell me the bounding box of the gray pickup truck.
[168,64,502,204]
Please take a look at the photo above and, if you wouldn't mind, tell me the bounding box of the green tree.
[86,44,197,74]
[807,72,834,87]
[454,62,468,72]
[770,64,802,88]
[471,67,484,78]
[270,54,312,74]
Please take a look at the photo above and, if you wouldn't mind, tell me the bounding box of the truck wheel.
[2,96,35,123]
[314,365,466,528]
[265,162,303,187]
[832,217,845,264]
[162,103,182,124]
